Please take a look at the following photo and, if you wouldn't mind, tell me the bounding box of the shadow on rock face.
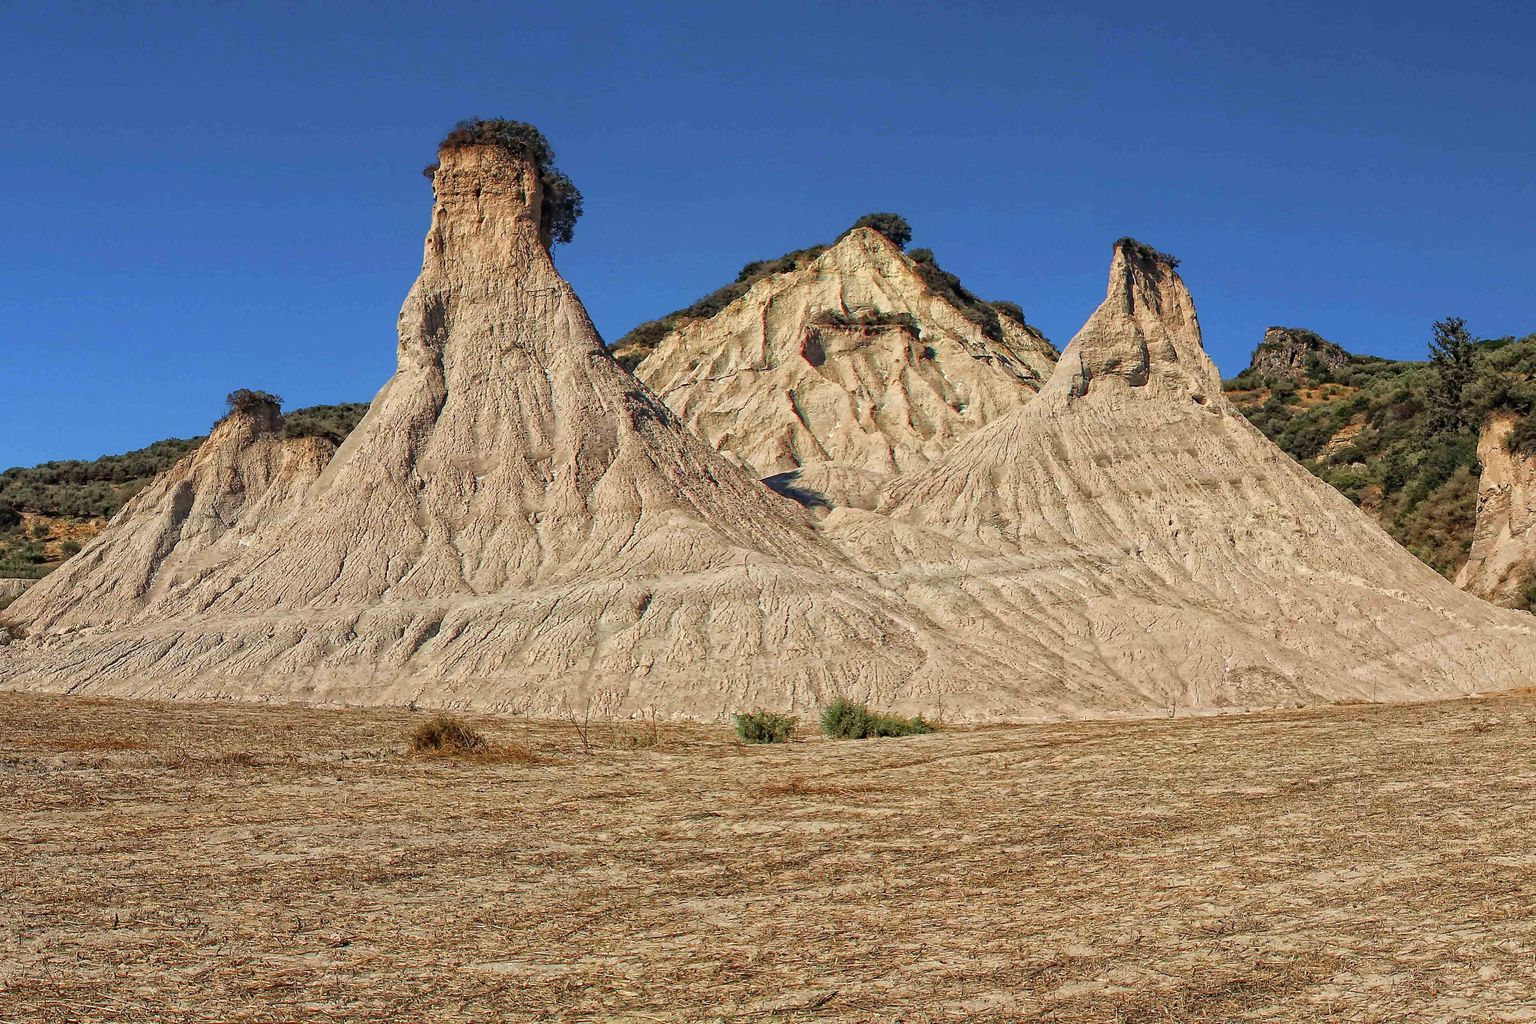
[763,470,832,511]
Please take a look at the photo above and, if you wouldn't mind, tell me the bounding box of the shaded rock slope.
[823,240,1536,714]
[0,402,368,579]
[631,228,1057,510]
[1456,412,1536,608]
[14,396,333,632]
[0,141,994,716]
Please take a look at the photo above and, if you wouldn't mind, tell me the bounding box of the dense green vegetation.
[0,437,203,521]
[1224,325,1536,576]
[609,213,1031,369]
[1509,416,1536,458]
[426,119,584,248]
[284,402,370,445]
[733,710,797,744]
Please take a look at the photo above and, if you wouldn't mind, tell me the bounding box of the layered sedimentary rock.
[1,142,987,716]
[824,240,1536,712]
[633,229,1057,508]
[1456,412,1536,607]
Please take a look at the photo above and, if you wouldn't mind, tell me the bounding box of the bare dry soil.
[4,691,1536,1022]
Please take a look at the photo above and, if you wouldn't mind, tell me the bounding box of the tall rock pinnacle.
[1048,238,1217,403]
[3,128,976,716]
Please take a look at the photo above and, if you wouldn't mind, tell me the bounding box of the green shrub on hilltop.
[428,118,584,248]
[837,212,912,249]
[1115,236,1181,268]
[225,388,283,416]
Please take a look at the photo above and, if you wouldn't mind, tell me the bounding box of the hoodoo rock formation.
[6,133,1536,721]
[823,240,1536,711]
[0,134,989,716]
[1456,412,1536,608]
[633,228,1057,509]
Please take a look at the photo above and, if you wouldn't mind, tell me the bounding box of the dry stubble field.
[3,690,1536,1022]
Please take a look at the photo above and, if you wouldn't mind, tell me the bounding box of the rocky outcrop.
[633,228,1057,508]
[1456,412,1536,608]
[1,140,985,717]
[823,240,1536,712]
[0,579,31,602]
[1247,326,1350,380]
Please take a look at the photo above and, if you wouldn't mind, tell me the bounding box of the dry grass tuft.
[465,741,543,765]
[410,713,543,764]
[756,775,876,798]
[39,735,155,753]
[410,713,488,756]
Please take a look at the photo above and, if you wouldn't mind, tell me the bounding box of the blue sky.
[3,1,1534,468]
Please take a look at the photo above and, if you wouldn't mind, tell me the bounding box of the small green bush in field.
[819,699,933,740]
[734,710,797,744]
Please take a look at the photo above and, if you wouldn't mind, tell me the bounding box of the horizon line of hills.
[4,213,1534,612]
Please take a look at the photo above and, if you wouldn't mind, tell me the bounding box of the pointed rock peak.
[829,223,900,257]
[1046,237,1218,402]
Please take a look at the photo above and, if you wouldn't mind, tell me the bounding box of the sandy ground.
[3,692,1536,1022]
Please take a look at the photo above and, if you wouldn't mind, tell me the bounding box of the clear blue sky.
[4,1,1534,468]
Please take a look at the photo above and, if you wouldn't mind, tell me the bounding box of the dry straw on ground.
[5,691,1536,1022]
